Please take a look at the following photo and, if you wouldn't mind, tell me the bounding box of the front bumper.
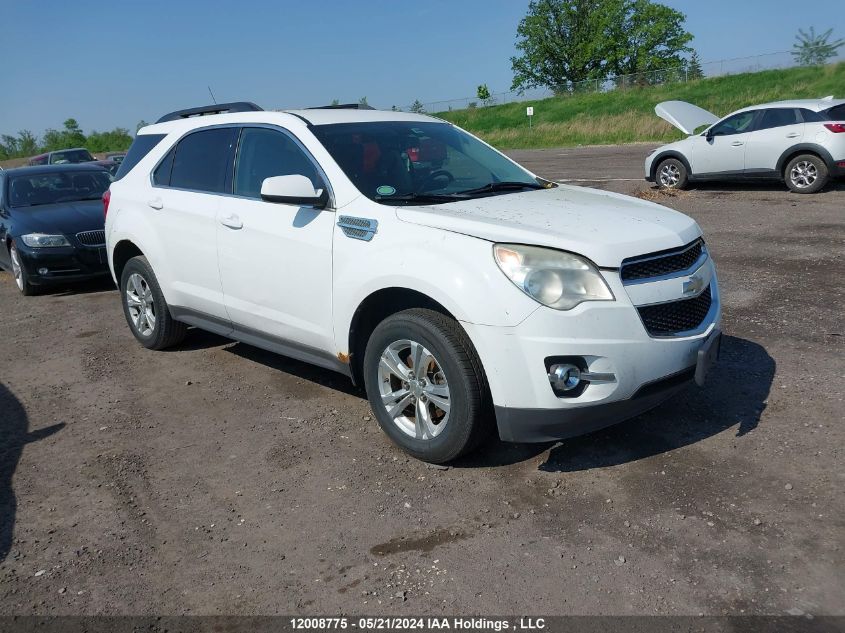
[17,243,110,285]
[462,261,721,443]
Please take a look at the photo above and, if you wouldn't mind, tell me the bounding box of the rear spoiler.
[156,102,263,123]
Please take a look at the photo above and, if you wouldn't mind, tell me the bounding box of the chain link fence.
[403,49,843,114]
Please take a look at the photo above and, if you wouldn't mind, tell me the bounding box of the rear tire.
[784,154,828,194]
[655,158,689,190]
[9,243,37,296]
[120,256,187,350]
[362,308,491,464]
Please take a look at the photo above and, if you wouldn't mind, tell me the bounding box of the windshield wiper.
[455,181,546,196]
[374,192,472,204]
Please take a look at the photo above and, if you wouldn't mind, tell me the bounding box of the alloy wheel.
[658,163,681,187]
[790,161,817,189]
[125,273,156,337]
[377,339,451,440]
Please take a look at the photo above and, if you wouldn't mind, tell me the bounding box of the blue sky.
[2,0,843,137]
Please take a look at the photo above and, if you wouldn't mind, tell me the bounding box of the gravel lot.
[0,144,842,616]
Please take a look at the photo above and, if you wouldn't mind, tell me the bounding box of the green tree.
[792,27,844,66]
[510,0,692,92]
[477,83,492,106]
[16,130,39,156]
[409,100,426,114]
[687,50,704,80]
[136,120,150,132]
[330,99,340,106]
[359,96,369,107]
[87,128,132,153]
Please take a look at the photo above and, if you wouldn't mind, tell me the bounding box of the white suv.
[646,97,845,193]
[106,102,721,463]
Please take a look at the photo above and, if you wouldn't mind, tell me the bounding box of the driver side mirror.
[705,128,714,141]
[260,175,328,209]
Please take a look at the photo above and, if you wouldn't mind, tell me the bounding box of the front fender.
[331,219,539,354]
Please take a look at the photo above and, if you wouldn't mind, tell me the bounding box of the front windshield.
[9,171,111,207]
[311,121,541,203]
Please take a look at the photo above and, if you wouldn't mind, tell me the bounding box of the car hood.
[394,185,702,268]
[655,100,719,135]
[13,200,105,237]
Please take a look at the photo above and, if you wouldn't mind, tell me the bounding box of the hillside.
[437,62,845,149]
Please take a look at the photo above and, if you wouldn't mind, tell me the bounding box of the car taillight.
[102,189,111,218]
[823,123,845,133]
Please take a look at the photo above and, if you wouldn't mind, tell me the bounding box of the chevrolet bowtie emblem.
[683,273,705,296]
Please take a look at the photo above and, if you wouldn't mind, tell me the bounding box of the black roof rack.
[156,102,263,124]
[306,103,375,110]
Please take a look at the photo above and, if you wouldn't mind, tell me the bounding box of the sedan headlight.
[493,243,614,310]
[20,233,71,248]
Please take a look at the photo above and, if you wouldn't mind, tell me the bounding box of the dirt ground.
[0,145,842,617]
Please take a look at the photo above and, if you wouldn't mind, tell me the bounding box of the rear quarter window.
[114,133,167,181]
[823,104,845,121]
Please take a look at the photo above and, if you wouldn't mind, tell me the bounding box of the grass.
[436,63,845,149]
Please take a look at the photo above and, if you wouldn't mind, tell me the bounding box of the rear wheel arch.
[776,144,833,177]
[112,240,144,283]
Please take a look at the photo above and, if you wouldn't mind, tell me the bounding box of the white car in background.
[645,97,845,193]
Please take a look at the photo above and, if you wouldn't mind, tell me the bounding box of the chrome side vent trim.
[337,216,378,241]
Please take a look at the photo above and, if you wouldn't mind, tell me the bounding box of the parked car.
[28,147,97,166]
[646,96,845,193]
[105,152,126,164]
[0,164,112,295]
[106,102,721,463]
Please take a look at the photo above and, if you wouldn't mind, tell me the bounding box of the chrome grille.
[76,230,106,246]
[637,285,712,336]
[621,239,704,283]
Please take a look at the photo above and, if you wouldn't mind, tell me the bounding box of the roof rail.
[306,103,375,110]
[156,102,263,123]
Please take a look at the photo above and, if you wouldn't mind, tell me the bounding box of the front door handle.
[731,141,745,147]
[147,197,163,210]
[786,132,800,138]
[220,214,243,229]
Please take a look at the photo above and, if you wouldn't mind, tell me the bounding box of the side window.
[153,147,175,186]
[757,108,801,130]
[169,128,237,193]
[799,108,826,123]
[710,111,757,136]
[233,127,321,199]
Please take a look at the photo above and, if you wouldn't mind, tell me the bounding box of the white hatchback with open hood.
[645,97,845,193]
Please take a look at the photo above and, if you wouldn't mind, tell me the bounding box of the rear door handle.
[220,214,243,229]
[147,197,163,210]
[731,141,745,146]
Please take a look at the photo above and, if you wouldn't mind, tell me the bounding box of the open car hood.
[656,100,719,135]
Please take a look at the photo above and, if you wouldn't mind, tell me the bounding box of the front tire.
[9,243,37,296]
[785,154,828,193]
[120,256,187,350]
[655,157,689,190]
[363,308,491,463]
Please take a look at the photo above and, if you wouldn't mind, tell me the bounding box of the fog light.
[549,364,581,392]
[38,267,49,275]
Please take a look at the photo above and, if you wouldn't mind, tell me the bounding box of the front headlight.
[493,243,614,310]
[20,233,70,248]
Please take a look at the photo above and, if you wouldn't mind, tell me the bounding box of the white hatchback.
[646,97,845,193]
[106,102,721,463]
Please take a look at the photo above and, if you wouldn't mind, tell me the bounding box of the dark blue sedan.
[0,164,112,295]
